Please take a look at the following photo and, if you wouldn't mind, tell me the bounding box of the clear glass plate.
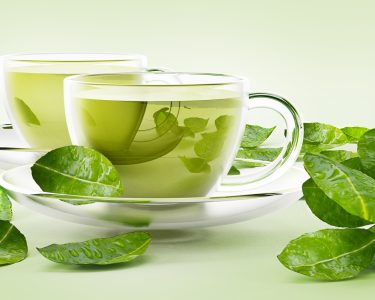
[0,164,308,229]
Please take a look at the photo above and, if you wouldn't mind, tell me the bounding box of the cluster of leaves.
[0,146,151,267]
[278,125,375,281]
[153,107,233,173]
[229,124,280,175]
[181,115,235,173]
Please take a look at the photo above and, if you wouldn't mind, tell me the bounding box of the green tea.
[7,71,73,148]
[72,97,243,197]
[6,67,138,148]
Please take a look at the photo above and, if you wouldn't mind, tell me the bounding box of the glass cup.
[64,72,303,198]
[3,53,147,149]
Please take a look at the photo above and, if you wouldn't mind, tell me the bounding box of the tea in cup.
[64,72,303,198]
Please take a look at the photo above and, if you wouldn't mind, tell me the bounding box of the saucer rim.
[0,164,306,204]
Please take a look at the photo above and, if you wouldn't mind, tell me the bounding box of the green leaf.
[342,127,369,143]
[240,125,275,148]
[215,115,234,131]
[320,150,358,162]
[233,160,265,169]
[304,153,375,222]
[153,107,180,136]
[236,147,282,162]
[278,229,375,280]
[342,157,363,170]
[342,157,375,179]
[184,117,209,133]
[228,160,265,175]
[14,97,40,126]
[300,143,338,155]
[0,187,12,221]
[37,231,150,265]
[31,146,123,197]
[194,132,225,161]
[358,129,375,176]
[182,127,195,138]
[303,123,348,146]
[0,221,28,265]
[303,179,371,228]
[179,156,211,173]
[228,166,240,175]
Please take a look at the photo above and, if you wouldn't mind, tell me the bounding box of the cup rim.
[65,72,245,87]
[4,53,147,63]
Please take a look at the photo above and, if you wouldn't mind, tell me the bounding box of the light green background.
[0,1,375,299]
[0,0,374,127]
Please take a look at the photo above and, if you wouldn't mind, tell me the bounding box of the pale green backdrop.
[0,1,375,298]
[0,0,374,127]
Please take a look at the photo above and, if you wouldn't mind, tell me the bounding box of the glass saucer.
[0,164,308,229]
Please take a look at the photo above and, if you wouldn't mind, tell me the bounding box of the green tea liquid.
[7,71,73,148]
[73,97,243,197]
[6,66,139,148]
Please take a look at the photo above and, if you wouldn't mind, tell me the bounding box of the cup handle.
[217,93,303,193]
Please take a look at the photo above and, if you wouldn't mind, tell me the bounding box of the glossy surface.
[304,153,375,222]
[0,220,27,265]
[358,129,375,176]
[303,179,370,228]
[37,231,150,265]
[240,124,275,148]
[278,228,375,280]
[31,146,123,196]
[0,187,12,221]
[342,127,369,143]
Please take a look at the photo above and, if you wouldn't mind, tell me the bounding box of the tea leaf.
[304,153,375,222]
[300,143,338,156]
[184,117,209,133]
[278,229,375,280]
[240,125,275,148]
[37,231,150,265]
[14,97,40,126]
[179,156,211,173]
[228,166,240,175]
[342,157,364,171]
[215,115,234,131]
[233,160,265,169]
[194,132,225,161]
[299,123,349,157]
[31,146,123,196]
[303,123,348,146]
[0,187,12,221]
[342,127,369,143]
[341,157,375,179]
[182,127,195,138]
[320,150,358,162]
[236,147,282,162]
[303,179,371,228]
[153,107,180,136]
[228,160,265,175]
[358,129,375,174]
[0,221,28,265]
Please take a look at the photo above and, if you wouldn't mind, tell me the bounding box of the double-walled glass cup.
[3,53,147,149]
[64,72,303,198]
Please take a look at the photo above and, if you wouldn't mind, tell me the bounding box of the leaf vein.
[34,163,119,191]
